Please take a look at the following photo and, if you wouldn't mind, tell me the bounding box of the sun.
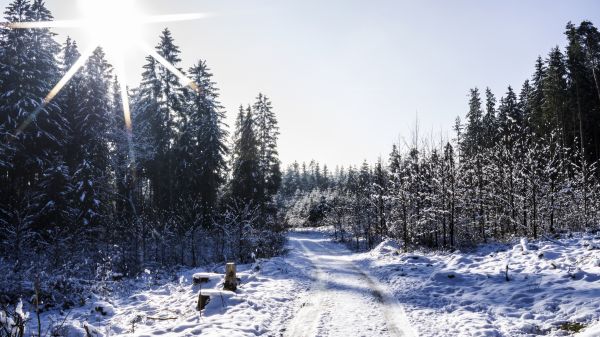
[2,0,209,136]
[78,0,143,60]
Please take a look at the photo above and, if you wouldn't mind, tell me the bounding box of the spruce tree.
[543,47,571,155]
[230,106,261,206]
[0,0,64,241]
[253,93,282,202]
[73,47,112,235]
[186,60,229,228]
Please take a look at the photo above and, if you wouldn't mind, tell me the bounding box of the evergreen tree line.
[280,21,600,251]
[0,0,282,301]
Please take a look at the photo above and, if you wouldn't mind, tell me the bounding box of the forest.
[0,0,600,314]
[0,0,283,302]
[280,21,600,251]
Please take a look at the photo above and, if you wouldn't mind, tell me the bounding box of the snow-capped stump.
[192,272,221,285]
[200,289,236,297]
[197,289,236,312]
[197,292,210,311]
[92,301,115,316]
[223,263,237,291]
[517,237,534,253]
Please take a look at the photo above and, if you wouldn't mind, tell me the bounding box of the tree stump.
[193,273,217,285]
[197,293,211,311]
[223,263,237,292]
[193,276,210,285]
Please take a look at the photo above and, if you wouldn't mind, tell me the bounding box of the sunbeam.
[142,43,200,93]
[45,45,98,105]
[143,13,214,24]
[15,44,98,136]
[115,62,137,169]
[0,20,83,29]
[114,61,133,132]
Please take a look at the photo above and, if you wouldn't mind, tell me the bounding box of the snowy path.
[284,231,416,337]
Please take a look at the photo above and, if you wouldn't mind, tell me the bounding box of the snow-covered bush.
[0,300,29,337]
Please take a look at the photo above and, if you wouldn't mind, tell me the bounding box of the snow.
[359,233,600,336]
[13,230,600,337]
[284,231,416,337]
[191,272,221,283]
[371,238,402,257]
[91,301,115,316]
[15,299,28,321]
[31,256,303,336]
[580,321,600,337]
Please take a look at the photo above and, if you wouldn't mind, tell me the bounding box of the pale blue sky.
[2,0,599,167]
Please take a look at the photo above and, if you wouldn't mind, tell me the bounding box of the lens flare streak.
[2,3,209,139]
[115,62,133,132]
[1,20,83,29]
[45,44,98,104]
[143,13,213,24]
[142,43,200,93]
[16,44,97,135]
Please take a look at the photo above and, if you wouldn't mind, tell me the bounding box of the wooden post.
[223,263,237,291]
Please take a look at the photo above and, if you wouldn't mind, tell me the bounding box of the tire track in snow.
[284,235,330,337]
[284,231,417,337]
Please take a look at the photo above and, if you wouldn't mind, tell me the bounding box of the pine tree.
[483,87,497,147]
[185,60,229,228]
[543,47,571,156]
[530,56,548,138]
[565,22,600,164]
[373,158,388,240]
[463,88,484,156]
[59,37,83,171]
[73,47,112,235]
[138,29,186,211]
[0,0,64,245]
[253,93,282,202]
[230,106,261,206]
[110,78,134,221]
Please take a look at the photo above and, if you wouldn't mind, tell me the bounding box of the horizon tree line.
[281,20,600,251]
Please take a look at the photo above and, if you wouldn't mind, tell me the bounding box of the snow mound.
[56,324,87,337]
[371,239,401,257]
[579,321,600,337]
[92,301,115,316]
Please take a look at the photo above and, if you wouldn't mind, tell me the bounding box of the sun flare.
[2,0,209,136]
[78,0,143,59]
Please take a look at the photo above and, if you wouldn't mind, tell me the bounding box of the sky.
[1,0,599,168]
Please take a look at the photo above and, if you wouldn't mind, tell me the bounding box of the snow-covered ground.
[10,230,600,337]
[30,255,306,336]
[358,234,600,337]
